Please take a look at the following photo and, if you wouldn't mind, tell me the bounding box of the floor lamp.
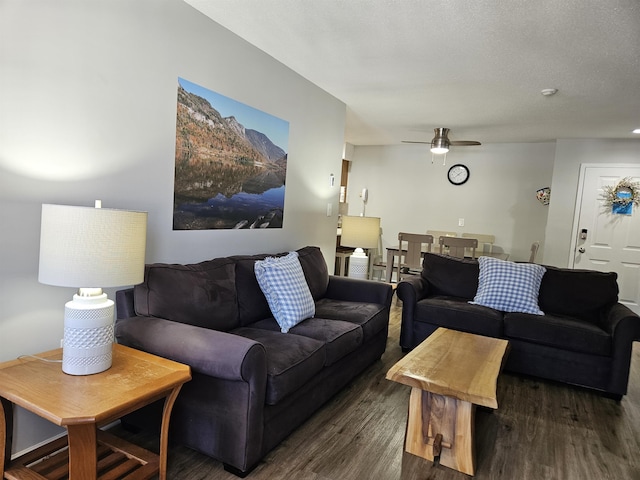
[340,216,381,280]
[38,201,147,375]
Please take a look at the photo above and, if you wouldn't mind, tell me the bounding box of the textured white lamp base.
[348,248,369,280]
[62,291,114,375]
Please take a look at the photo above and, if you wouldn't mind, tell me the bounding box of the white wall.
[544,139,640,266]
[0,0,345,454]
[347,143,555,262]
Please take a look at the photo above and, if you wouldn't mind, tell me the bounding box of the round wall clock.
[447,164,470,185]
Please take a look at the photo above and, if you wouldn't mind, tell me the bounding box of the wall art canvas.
[173,77,289,230]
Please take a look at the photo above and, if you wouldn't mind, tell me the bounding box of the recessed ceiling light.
[632,128,640,134]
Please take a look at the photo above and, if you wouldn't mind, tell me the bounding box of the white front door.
[572,166,640,315]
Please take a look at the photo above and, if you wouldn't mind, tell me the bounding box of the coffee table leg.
[67,423,97,480]
[405,388,476,476]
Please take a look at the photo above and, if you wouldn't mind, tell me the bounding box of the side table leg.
[159,385,183,480]
[0,397,13,477]
[67,423,97,480]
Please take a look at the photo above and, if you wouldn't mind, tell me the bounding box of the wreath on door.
[602,177,640,214]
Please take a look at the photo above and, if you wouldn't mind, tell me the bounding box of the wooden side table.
[0,343,191,480]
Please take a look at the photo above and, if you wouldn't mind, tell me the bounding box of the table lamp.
[340,215,381,280]
[38,201,147,375]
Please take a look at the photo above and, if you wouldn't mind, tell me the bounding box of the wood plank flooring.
[109,303,640,479]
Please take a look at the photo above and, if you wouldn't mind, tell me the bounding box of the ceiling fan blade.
[402,140,430,144]
[450,140,482,146]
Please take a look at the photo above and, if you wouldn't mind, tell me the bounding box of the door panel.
[574,167,640,314]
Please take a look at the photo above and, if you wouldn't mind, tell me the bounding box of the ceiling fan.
[403,127,481,154]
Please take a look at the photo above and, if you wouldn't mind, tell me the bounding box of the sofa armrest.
[115,316,267,383]
[115,316,268,473]
[325,275,393,307]
[599,303,640,396]
[396,276,430,350]
[396,276,430,303]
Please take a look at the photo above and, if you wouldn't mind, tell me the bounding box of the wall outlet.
[458,218,465,227]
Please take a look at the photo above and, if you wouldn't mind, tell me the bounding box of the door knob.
[578,247,585,254]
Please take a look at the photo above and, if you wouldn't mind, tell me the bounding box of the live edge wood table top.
[0,343,191,480]
[386,327,509,476]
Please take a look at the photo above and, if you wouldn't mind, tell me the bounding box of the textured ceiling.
[184,0,640,146]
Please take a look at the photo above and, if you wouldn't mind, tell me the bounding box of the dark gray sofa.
[397,253,640,400]
[115,246,393,477]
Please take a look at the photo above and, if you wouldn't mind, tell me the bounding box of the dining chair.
[439,236,478,259]
[370,227,387,281]
[462,233,495,254]
[397,233,434,281]
[426,230,457,241]
[529,241,540,263]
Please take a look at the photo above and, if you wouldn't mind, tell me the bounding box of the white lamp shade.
[340,216,380,250]
[39,204,148,288]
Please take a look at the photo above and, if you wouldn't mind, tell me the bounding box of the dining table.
[384,248,509,283]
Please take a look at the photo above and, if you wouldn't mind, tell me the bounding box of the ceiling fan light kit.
[404,128,481,160]
[430,127,451,154]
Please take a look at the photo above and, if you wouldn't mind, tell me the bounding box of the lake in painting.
[174,185,284,230]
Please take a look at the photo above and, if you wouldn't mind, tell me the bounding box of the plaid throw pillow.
[254,251,315,332]
[470,256,546,315]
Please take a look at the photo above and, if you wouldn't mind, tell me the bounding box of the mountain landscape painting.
[173,77,289,230]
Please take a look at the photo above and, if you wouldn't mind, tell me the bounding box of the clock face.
[447,164,470,185]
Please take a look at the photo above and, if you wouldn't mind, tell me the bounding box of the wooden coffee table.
[386,328,509,476]
[0,343,191,480]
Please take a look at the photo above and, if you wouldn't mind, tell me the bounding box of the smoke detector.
[541,88,558,96]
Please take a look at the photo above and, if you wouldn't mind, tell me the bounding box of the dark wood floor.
[110,303,640,479]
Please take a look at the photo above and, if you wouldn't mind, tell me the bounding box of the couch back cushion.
[421,253,479,299]
[232,246,329,327]
[134,258,238,331]
[538,266,618,323]
[296,246,329,300]
[231,252,275,326]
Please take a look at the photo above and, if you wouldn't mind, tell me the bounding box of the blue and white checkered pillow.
[470,256,546,315]
[254,251,315,333]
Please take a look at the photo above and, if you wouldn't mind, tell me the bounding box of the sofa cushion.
[538,266,618,324]
[231,327,326,405]
[133,258,238,331]
[504,312,611,356]
[250,317,363,366]
[231,252,276,327]
[296,246,330,300]
[471,256,546,315]
[421,253,479,299]
[255,252,315,333]
[415,296,504,338]
[314,298,388,342]
[232,247,329,327]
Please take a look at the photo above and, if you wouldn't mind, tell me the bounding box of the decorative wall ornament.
[536,187,551,205]
[602,177,640,215]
